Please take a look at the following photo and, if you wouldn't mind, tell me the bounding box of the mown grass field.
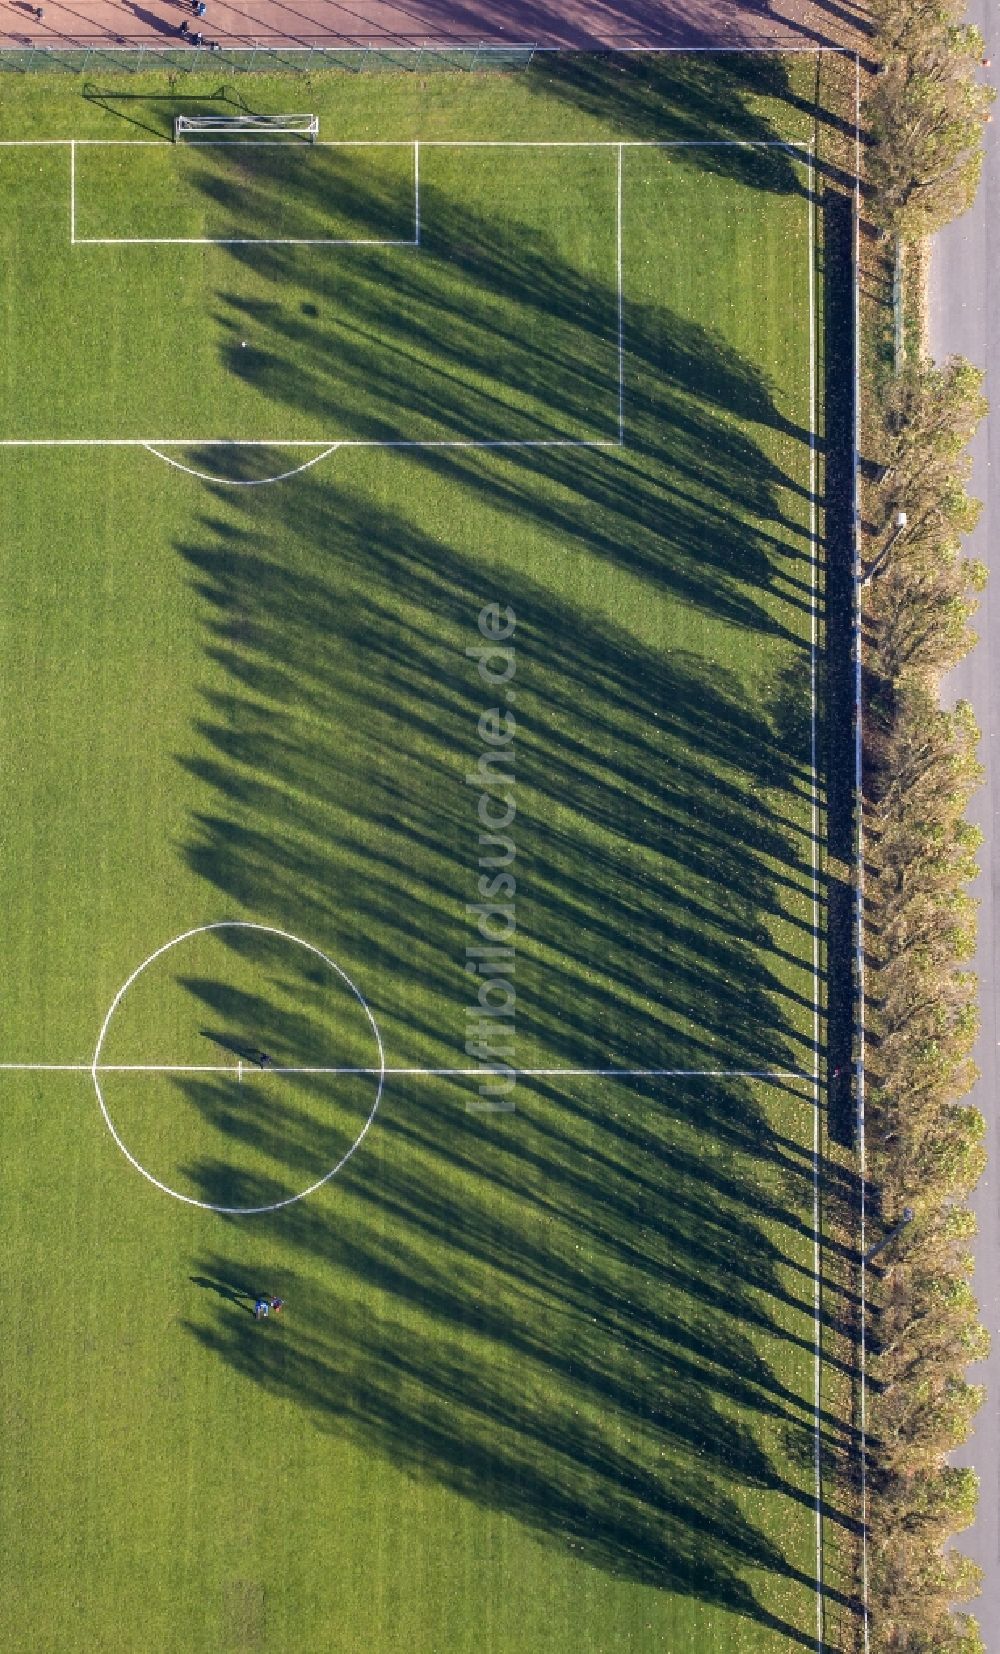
[0,55,848,1653]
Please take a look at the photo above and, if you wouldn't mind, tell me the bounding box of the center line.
[0,1062,808,1079]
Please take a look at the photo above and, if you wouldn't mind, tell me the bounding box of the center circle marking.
[91,921,385,1215]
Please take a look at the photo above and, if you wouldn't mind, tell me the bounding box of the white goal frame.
[173,113,319,143]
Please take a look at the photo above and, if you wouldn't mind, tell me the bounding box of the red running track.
[0,0,872,52]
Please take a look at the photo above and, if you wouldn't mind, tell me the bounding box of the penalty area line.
[73,236,418,247]
[143,442,342,486]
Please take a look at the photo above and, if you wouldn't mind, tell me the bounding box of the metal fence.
[0,42,537,74]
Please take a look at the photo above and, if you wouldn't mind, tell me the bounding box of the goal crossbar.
[173,113,319,142]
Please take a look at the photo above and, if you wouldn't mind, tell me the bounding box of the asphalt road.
[927,2,999,1640]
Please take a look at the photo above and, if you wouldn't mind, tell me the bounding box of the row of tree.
[858,7,994,1644]
[862,333,990,1653]
[869,0,994,235]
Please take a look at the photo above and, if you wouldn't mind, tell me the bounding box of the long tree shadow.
[168,478,855,1635]
[181,137,818,654]
[175,496,815,1073]
[164,79,859,1642]
[531,50,814,176]
[180,1057,859,1640]
[530,49,867,159]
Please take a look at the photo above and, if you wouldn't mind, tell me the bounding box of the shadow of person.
[200,1028,268,1066]
[190,1274,257,1314]
[122,0,185,36]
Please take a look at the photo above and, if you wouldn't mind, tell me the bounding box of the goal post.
[173,113,319,143]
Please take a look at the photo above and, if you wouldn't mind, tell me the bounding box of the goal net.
[173,113,319,143]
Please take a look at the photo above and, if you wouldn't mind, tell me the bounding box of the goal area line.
[69,134,421,247]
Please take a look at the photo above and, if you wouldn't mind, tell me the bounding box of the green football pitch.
[0,57,847,1653]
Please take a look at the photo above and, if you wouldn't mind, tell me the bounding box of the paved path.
[928,2,999,1643]
[0,0,868,49]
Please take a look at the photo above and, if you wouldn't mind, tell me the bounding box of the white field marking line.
[0,138,810,149]
[0,1062,809,1079]
[617,144,624,446]
[348,140,807,149]
[0,439,618,450]
[807,145,824,1654]
[852,49,870,1654]
[143,443,342,486]
[69,137,75,245]
[410,140,808,150]
[414,138,420,247]
[74,238,417,247]
[0,140,416,149]
[67,139,420,147]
